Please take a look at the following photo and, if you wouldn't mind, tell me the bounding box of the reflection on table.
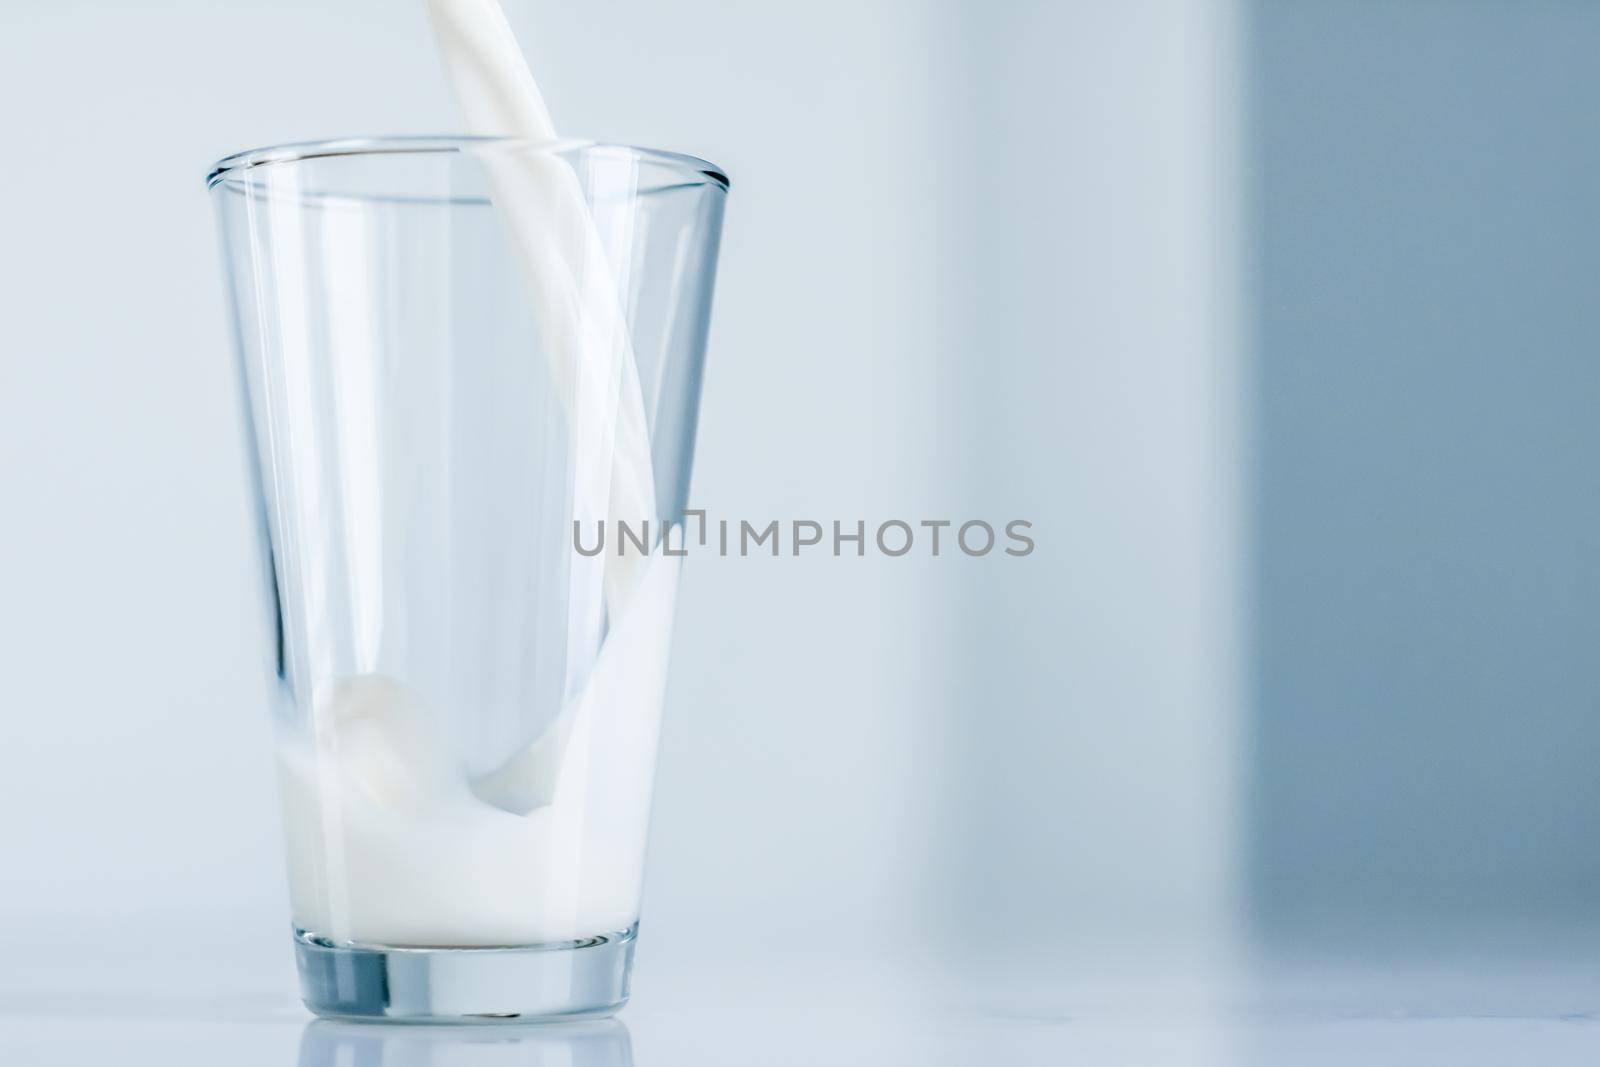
[298,1017,633,1067]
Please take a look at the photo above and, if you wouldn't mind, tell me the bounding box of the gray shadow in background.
[1247,0,1600,939]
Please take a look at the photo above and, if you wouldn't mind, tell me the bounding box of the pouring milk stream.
[277,0,681,946]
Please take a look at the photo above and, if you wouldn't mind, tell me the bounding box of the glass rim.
[206,135,730,191]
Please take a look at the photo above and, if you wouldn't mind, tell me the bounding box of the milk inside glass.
[278,552,679,946]
[272,0,680,948]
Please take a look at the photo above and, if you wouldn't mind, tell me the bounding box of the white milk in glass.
[275,0,678,947]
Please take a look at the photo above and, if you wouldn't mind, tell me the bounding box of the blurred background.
[2,0,1598,1009]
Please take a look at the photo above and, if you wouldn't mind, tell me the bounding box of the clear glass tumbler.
[207,137,728,1020]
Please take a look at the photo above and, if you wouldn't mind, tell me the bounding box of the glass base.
[294,924,637,1022]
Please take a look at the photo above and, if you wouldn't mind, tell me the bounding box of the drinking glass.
[208,137,727,1020]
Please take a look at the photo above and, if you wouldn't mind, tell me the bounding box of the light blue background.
[2,5,1598,1043]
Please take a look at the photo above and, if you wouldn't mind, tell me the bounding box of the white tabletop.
[6,924,1600,1066]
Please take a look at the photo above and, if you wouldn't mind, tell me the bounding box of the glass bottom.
[294,923,638,1022]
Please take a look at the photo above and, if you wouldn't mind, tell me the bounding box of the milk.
[274,0,680,948]
[425,0,658,617]
[279,553,679,946]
